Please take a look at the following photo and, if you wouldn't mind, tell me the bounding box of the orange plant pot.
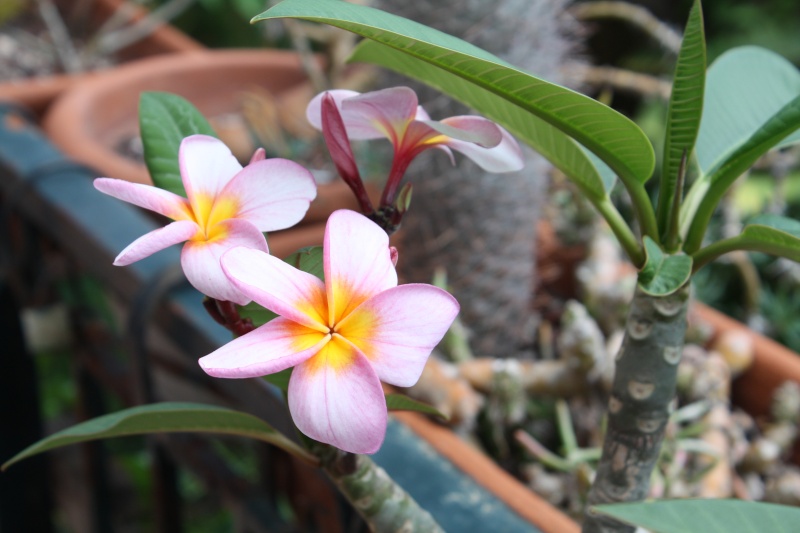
[43,49,361,229]
[0,0,202,116]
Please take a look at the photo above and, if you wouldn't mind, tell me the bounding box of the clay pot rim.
[44,49,310,185]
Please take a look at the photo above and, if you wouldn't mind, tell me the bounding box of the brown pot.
[0,0,201,117]
[43,48,362,229]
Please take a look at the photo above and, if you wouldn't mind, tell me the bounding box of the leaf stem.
[690,235,746,272]
[596,197,645,267]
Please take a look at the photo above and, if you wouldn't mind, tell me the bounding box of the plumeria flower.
[94,134,317,305]
[306,86,524,206]
[199,209,459,454]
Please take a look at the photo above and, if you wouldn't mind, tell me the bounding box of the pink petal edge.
[199,317,328,378]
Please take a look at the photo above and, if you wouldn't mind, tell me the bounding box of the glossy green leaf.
[283,245,325,280]
[353,42,613,202]
[139,92,217,196]
[682,47,800,251]
[386,393,448,421]
[2,402,316,469]
[592,499,800,533]
[255,0,654,187]
[638,236,692,296]
[657,0,706,238]
[696,47,800,175]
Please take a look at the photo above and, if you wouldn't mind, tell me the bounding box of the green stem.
[690,235,746,272]
[628,181,660,246]
[583,284,690,533]
[313,444,444,532]
[596,197,645,267]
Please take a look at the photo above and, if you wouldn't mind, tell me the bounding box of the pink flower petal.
[336,284,460,387]
[289,336,387,454]
[441,121,524,173]
[114,219,199,266]
[94,178,192,220]
[433,116,503,147]
[218,158,317,232]
[179,135,243,209]
[340,87,419,141]
[199,317,329,378]
[221,247,329,331]
[181,219,268,304]
[306,89,360,132]
[324,210,397,324]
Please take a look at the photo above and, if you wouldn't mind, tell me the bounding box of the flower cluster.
[97,87,521,454]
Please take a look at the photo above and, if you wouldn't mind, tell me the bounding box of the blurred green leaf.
[639,237,693,295]
[683,47,800,251]
[263,368,293,392]
[592,499,800,533]
[2,402,316,469]
[284,246,325,281]
[740,214,800,261]
[658,0,706,239]
[139,92,216,196]
[386,393,448,421]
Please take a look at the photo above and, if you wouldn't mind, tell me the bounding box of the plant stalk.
[583,284,690,533]
[314,444,444,532]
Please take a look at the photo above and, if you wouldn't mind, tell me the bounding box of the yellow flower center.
[190,193,239,242]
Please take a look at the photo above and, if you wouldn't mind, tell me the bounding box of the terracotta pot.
[0,0,201,117]
[43,48,362,226]
[693,302,800,416]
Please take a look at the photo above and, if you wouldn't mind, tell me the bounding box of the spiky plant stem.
[583,285,690,533]
[314,445,444,532]
[376,0,584,357]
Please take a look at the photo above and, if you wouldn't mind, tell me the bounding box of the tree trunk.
[583,285,690,533]
[375,0,584,357]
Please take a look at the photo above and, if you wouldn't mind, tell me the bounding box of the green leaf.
[2,402,316,469]
[740,214,800,261]
[657,0,706,238]
[638,236,693,296]
[683,47,800,252]
[284,245,325,281]
[263,368,293,392]
[139,92,217,196]
[592,499,800,533]
[237,302,278,328]
[696,47,800,175]
[353,41,613,202]
[255,0,655,188]
[385,393,448,421]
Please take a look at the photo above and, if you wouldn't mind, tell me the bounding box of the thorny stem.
[584,284,690,533]
[312,444,444,533]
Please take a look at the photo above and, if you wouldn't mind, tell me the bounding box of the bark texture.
[583,285,690,533]
[375,0,584,356]
[316,446,443,533]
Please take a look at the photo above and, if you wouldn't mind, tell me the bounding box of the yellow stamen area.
[296,287,330,333]
[329,279,371,326]
[285,321,329,353]
[189,193,239,242]
[334,306,377,361]
[304,333,356,375]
